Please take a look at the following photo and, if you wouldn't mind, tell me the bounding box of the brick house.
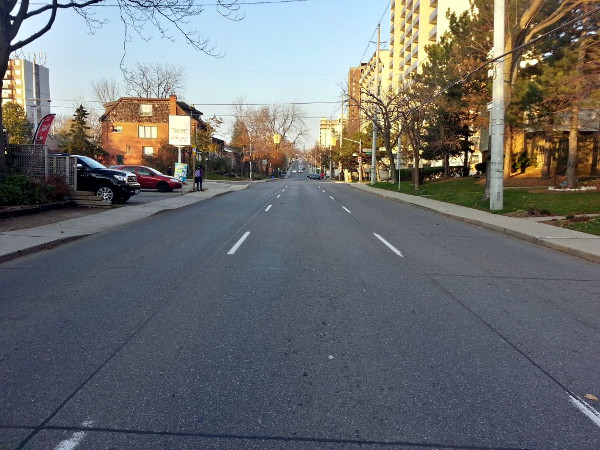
[100,95,205,165]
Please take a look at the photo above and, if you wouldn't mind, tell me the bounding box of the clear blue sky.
[18,0,391,147]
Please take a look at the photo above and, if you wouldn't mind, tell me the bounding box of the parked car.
[307,173,321,179]
[72,155,140,203]
[110,165,182,192]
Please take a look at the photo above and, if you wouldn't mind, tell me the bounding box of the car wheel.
[157,181,169,192]
[96,185,114,202]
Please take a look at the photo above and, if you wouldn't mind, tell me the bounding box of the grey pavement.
[1,180,599,264]
[0,181,249,263]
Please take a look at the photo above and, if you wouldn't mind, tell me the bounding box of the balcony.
[429,25,437,41]
[429,7,438,24]
[413,14,419,28]
[430,0,437,6]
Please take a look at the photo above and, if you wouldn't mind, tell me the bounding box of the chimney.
[169,94,177,115]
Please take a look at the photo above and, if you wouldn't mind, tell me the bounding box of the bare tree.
[91,78,123,105]
[124,62,186,98]
[0,0,242,173]
[232,101,306,174]
[346,83,416,185]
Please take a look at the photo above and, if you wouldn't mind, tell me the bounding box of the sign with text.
[169,115,191,146]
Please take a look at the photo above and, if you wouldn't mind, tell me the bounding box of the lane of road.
[1,173,599,449]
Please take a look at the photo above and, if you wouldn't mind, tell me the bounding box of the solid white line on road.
[373,233,404,257]
[265,205,272,212]
[329,196,335,200]
[228,232,251,255]
[569,395,600,429]
[342,207,351,214]
[54,421,93,450]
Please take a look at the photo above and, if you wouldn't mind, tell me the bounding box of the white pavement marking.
[228,232,251,255]
[373,233,404,257]
[569,395,600,428]
[265,205,272,212]
[342,207,351,214]
[54,421,93,450]
[329,196,335,200]
[277,194,281,198]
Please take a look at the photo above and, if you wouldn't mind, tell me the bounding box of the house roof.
[99,97,204,123]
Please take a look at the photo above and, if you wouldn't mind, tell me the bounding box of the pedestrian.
[194,165,204,191]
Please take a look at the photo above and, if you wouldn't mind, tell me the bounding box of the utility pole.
[371,24,380,186]
[489,0,505,210]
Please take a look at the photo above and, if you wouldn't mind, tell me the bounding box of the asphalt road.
[1,165,599,449]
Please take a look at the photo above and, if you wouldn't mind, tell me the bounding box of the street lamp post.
[273,133,281,177]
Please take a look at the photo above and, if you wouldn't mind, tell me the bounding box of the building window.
[126,145,131,155]
[140,104,153,116]
[142,146,154,156]
[112,125,123,133]
[138,126,157,138]
[14,69,21,76]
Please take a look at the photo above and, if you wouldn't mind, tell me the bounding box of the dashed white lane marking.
[54,421,93,450]
[329,196,335,200]
[277,194,281,198]
[342,207,351,214]
[228,232,251,255]
[373,233,404,257]
[265,205,272,212]
[570,395,600,428]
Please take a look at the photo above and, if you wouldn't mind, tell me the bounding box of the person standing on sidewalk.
[194,165,204,191]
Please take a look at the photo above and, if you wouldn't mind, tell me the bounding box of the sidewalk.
[348,183,600,264]
[0,181,248,263]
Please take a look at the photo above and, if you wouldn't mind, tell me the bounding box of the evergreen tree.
[2,102,32,144]
[62,105,106,159]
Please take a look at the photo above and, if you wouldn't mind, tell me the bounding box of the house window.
[138,126,157,138]
[112,125,123,133]
[143,146,154,156]
[126,145,131,155]
[140,104,153,116]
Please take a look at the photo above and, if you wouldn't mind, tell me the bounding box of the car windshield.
[78,156,106,170]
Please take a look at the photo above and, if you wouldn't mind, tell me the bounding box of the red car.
[110,165,182,192]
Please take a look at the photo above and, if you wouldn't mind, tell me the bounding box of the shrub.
[0,174,69,206]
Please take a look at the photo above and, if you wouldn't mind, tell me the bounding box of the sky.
[17,0,392,148]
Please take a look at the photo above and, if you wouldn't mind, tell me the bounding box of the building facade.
[2,58,51,127]
[319,118,342,149]
[100,95,205,165]
[389,0,470,83]
[347,65,365,136]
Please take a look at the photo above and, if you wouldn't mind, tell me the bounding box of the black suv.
[75,155,141,203]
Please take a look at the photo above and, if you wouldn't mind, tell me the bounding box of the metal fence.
[6,145,77,189]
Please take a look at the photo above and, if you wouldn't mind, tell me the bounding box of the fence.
[6,145,77,189]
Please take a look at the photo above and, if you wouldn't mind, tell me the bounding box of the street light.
[273,133,281,177]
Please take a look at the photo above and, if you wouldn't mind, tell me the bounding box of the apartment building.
[389,0,470,83]
[100,95,205,165]
[319,118,342,149]
[2,58,51,126]
[347,64,365,136]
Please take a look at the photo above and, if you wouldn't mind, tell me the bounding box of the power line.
[359,1,390,63]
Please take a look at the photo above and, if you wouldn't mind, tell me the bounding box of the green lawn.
[372,177,600,215]
[371,177,600,235]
